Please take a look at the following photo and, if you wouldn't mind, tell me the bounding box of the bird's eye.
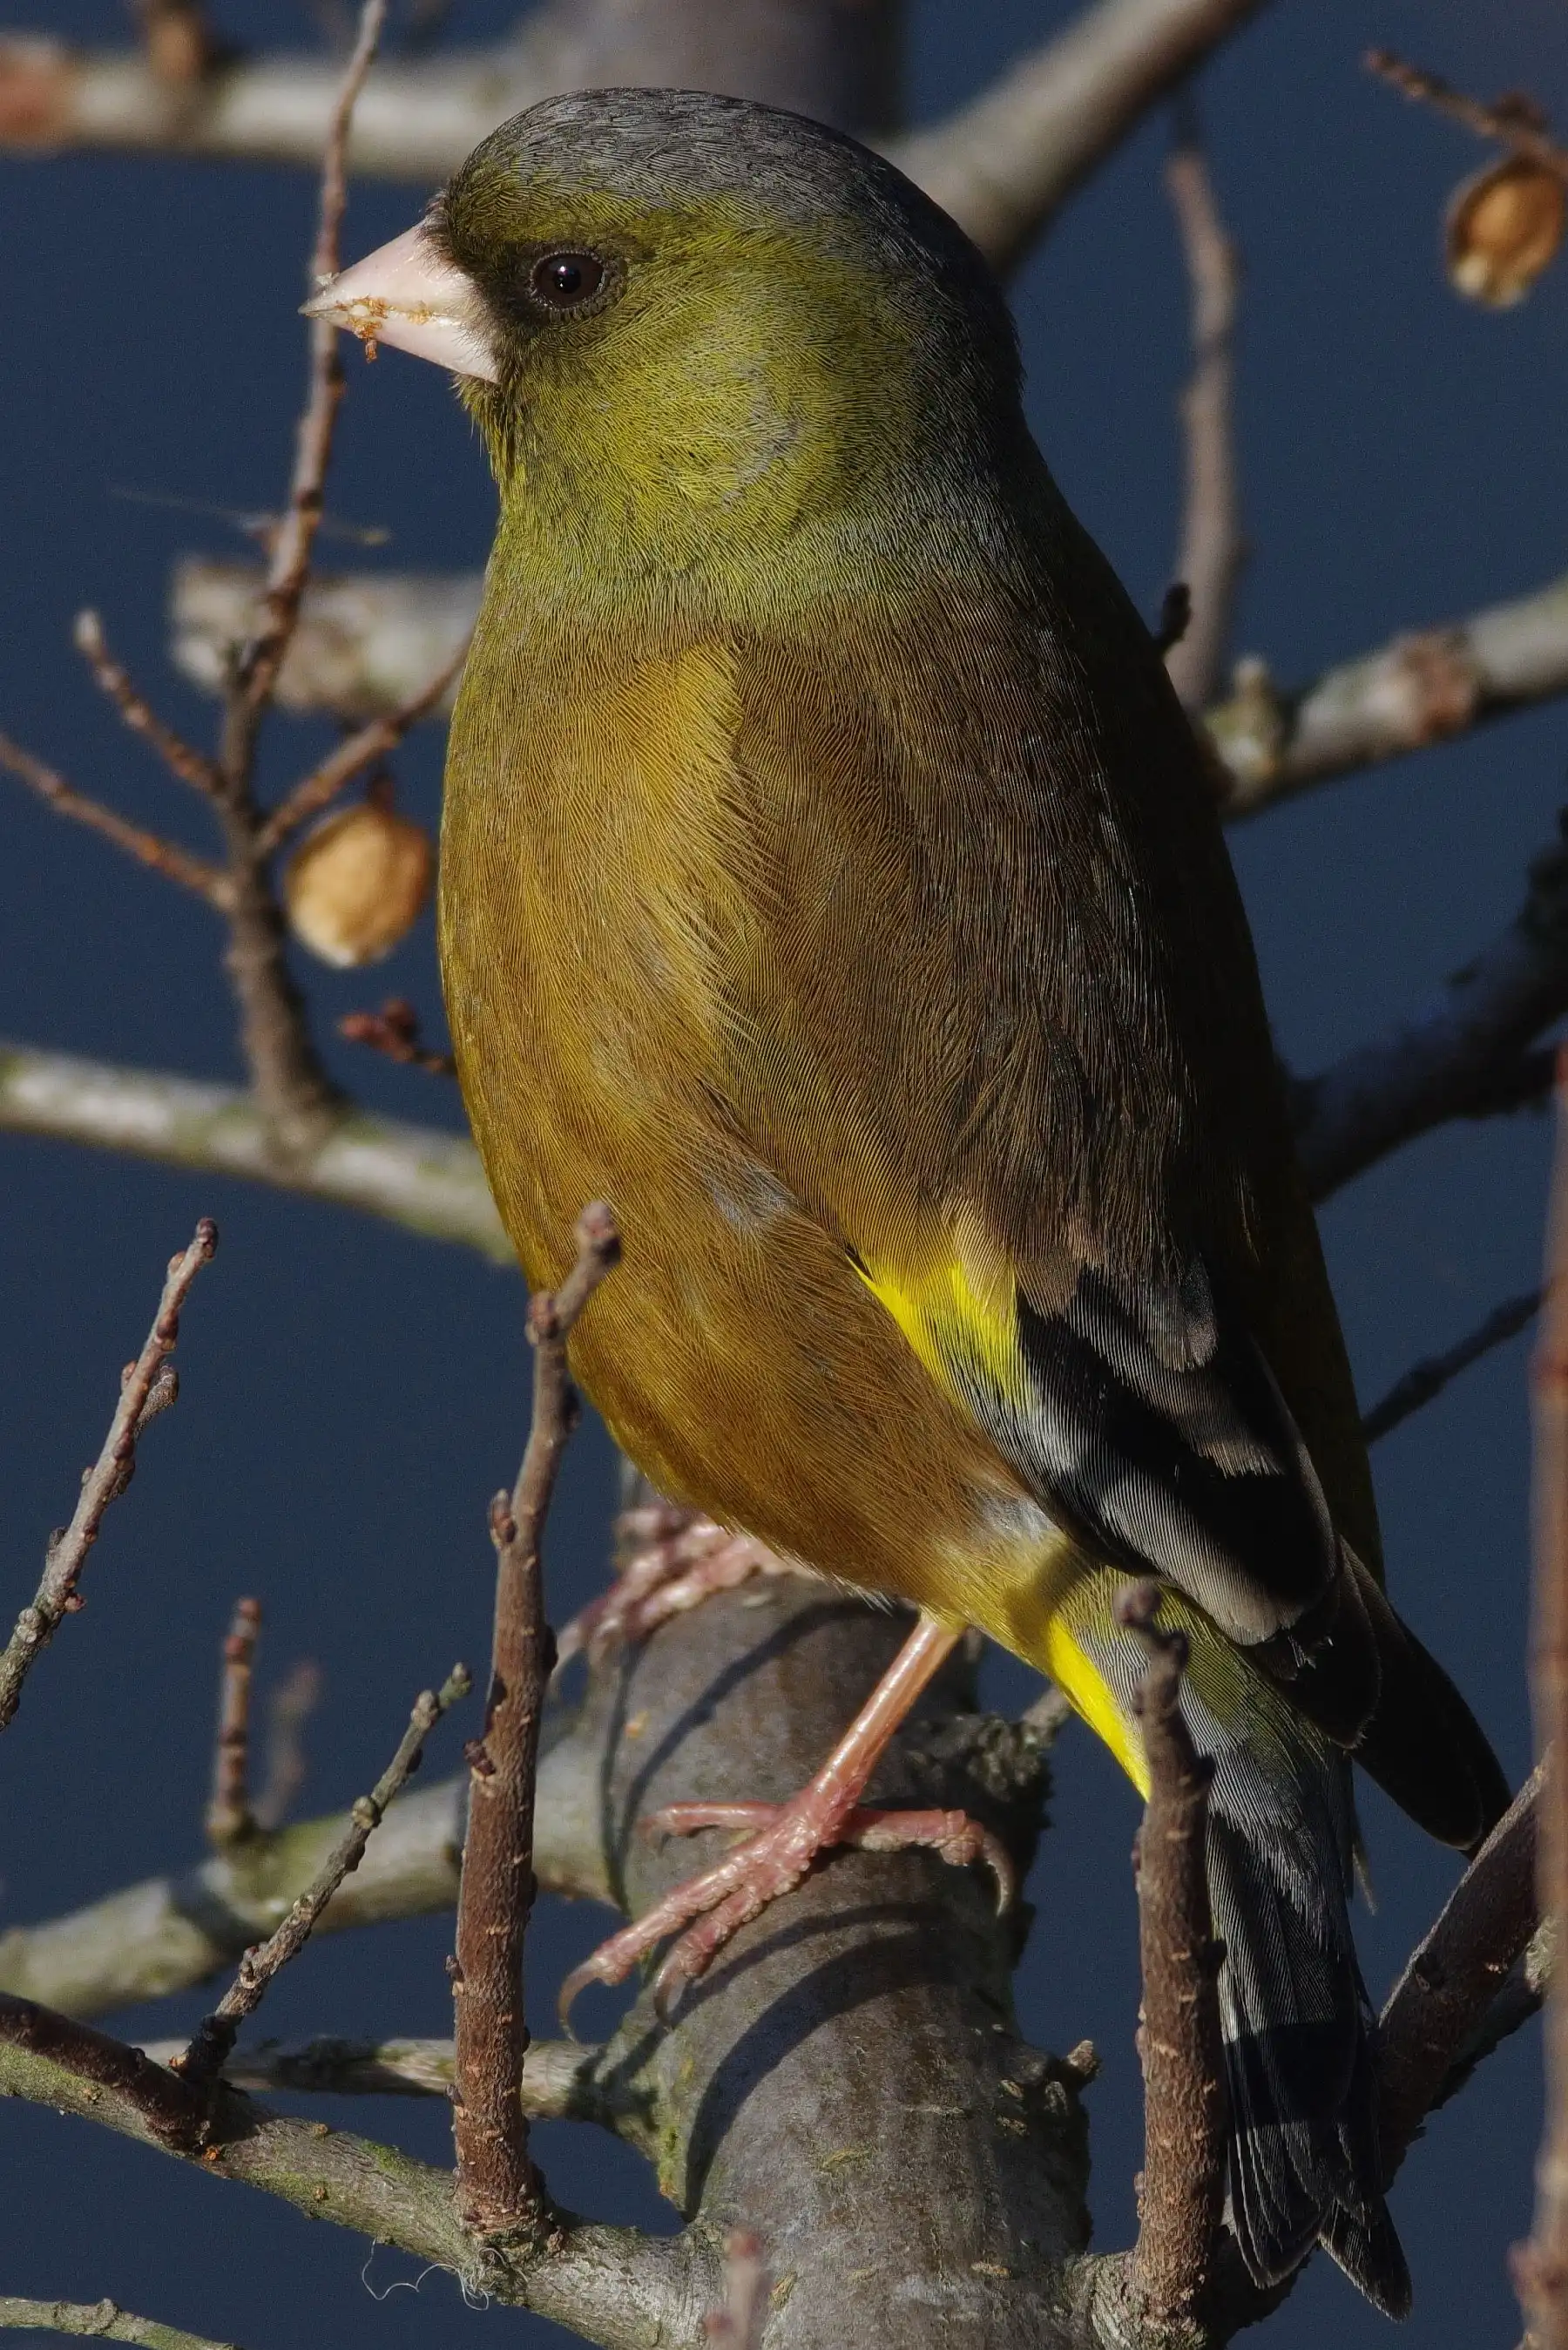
[528,250,610,314]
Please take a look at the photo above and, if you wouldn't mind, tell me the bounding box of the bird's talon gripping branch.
[553,1510,798,1679]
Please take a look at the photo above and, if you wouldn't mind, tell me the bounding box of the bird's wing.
[714,593,1361,1663]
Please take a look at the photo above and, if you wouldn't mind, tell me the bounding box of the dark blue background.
[3,1,1564,2340]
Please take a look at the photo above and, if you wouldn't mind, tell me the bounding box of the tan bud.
[1445,153,1565,308]
[283,797,433,967]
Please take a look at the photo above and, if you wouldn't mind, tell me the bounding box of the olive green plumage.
[430,89,1505,2310]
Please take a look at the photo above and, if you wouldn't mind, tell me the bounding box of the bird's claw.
[552,1510,797,1679]
[557,1792,1015,2032]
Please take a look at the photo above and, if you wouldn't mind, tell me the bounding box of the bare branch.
[0,1220,217,1733]
[0,2295,238,2348]
[72,610,222,796]
[176,1663,469,2096]
[0,1045,509,1258]
[1295,822,1568,1201]
[0,2008,716,2347]
[1114,1580,1227,2326]
[892,0,1268,272]
[173,559,1568,823]
[140,2031,608,2122]
[1362,1289,1543,1445]
[0,732,229,906]
[1519,1065,1568,2347]
[1210,570,1568,816]
[231,0,386,722]
[1161,118,1244,714]
[454,1203,621,2240]
[1367,51,1568,183]
[1378,1762,1541,2177]
[206,1597,262,1850]
[254,637,468,857]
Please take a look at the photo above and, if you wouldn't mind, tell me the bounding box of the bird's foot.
[558,1785,1015,2027]
[554,1505,800,1676]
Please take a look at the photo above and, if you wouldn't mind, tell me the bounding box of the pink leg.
[553,1505,801,1677]
[558,1614,1015,2024]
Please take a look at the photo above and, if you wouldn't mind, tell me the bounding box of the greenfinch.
[310,89,1507,2312]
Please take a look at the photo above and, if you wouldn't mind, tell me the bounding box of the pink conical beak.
[303,221,499,382]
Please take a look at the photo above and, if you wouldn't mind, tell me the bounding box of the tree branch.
[0,2008,716,2350]
[1377,1762,1542,2177]
[171,558,1568,821]
[1519,1064,1568,2347]
[0,1045,509,1258]
[0,1219,216,1733]
[139,2030,614,2123]
[0,731,229,906]
[1294,819,1568,1201]
[1361,1288,1543,1445]
[1114,1582,1226,2326]
[0,2297,238,2349]
[206,1597,263,1850]
[453,1204,619,2240]
[1161,116,1244,714]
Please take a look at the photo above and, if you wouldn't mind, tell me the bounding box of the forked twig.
[1117,1578,1227,2325]
[0,731,229,905]
[176,1663,470,2097]
[256,635,469,855]
[452,1202,622,2239]
[0,1219,218,1732]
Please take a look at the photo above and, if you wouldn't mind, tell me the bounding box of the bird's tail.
[1197,1707,1410,2317]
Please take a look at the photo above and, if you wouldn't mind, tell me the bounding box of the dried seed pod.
[283,795,433,967]
[1445,154,1565,308]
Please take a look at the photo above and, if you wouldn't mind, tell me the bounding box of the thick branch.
[0,2013,716,2350]
[0,1045,509,1259]
[0,1220,216,1732]
[1294,824,1568,1200]
[0,0,900,181]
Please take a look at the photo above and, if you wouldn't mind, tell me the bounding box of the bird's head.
[307,89,1026,586]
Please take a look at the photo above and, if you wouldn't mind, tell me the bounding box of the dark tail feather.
[1349,1560,1510,1855]
[1199,1743,1411,2317]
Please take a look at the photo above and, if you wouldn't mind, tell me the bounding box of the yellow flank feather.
[852,1246,1024,1402]
[1044,1618,1149,1791]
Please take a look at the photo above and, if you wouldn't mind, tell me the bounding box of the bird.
[308,87,1508,2314]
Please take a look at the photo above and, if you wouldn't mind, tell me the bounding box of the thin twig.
[0,733,229,906]
[206,1598,262,1850]
[255,635,468,856]
[1367,51,1568,185]
[253,1655,321,1831]
[232,0,388,721]
[0,1220,217,1733]
[1517,1057,1568,2347]
[1379,1761,1541,2176]
[452,1202,622,2241]
[1116,1578,1227,2326]
[704,2231,769,2346]
[338,998,456,1079]
[1162,112,1245,713]
[0,2294,239,2348]
[72,610,221,796]
[1362,1288,1543,1444]
[176,1663,470,2096]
